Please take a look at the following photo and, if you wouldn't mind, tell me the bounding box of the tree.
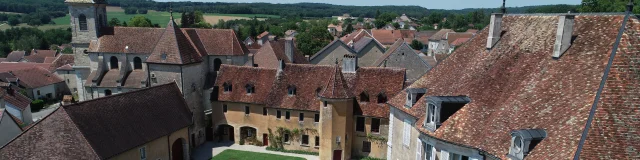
[14,35,41,51]
[124,7,138,14]
[295,26,333,56]
[181,12,196,28]
[344,23,354,34]
[108,18,121,27]
[216,19,226,29]
[138,9,148,14]
[194,11,204,23]
[374,20,386,29]
[8,16,20,26]
[410,39,424,50]
[128,16,153,27]
[392,22,400,29]
[62,47,73,54]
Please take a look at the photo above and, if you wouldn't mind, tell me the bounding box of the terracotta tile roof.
[216,64,405,118]
[43,57,56,63]
[0,82,192,159]
[446,32,474,44]
[191,29,249,56]
[253,40,309,69]
[95,69,120,87]
[122,70,147,88]
[147,20,203,65]
[51,55,75,70]
[465,29,479,33]
[90,27,165,54]
[258,31,270,39]
[23,55,47,63]
[319,65,352,99]
[388,14,640,159]
[450,38,470,46]
[2,89,32,111]
[56,64,74,71]
[428,29,454,41]
[30,50,57,58]
[434,54,449,62]
[371,30,397,45]
[5,51,25,62]
[9,67,63,88]
[341,29,372,44]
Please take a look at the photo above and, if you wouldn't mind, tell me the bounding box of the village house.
[0,82,192,160]
[0,84,33,126]
[211,57,406,160]
[328,24,343,37]
[387,4,640,160]
[257,31,272,46]
[248,37,309,68]
[0,89,24,148]
[0,67,65,100]
[309,37,386,67]
[373,39,432,84]
[63,0,251,147]
[3,51,26,63]
[427,29,474,55]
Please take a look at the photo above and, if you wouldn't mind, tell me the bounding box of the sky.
[155,0,582,10]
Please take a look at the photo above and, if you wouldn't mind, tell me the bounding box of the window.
[449,153,468,160]
[301,135,309,145]
[377,93,387,104]
[110,56,119,69]
[299,113,304,122]
[245,84,255,94]
[288,85,297,95]
[284,134,290,143]
[356,117,365,132]
[286,111,291,120]
[425,143,433,160]
[105,89,112,96]
[263,108,267,116]
[134,57,143,70]
[37,90,41,95]
[67,79,70,84]
[323,101,327,107]
[315,136,320,147]
[314,113,320,123]
[150,73,157,83]
[223,83,233,92]
[362,141,372,152]
[223,104,228,113]
[79,14,87,31]
[403,119,411,146]
[244,106,250,115]
[360,92,369,102]
[371,118,381,133]
[139,146,146,160]
[426,103,437,126]
[277,110,282,119]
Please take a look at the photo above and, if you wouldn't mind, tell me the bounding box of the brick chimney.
[486,13,504,50]
[285,37,295,63]
[552,14,575,59]
[342,54,357,73]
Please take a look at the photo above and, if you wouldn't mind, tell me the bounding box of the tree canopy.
[295,26,333,56]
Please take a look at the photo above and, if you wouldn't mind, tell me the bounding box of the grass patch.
[211,149,305,160]
[0,23,69,31]
[265,146,319,156]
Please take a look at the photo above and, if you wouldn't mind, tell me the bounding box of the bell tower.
[318,64,355,160]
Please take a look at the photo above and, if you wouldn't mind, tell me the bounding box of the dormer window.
[223,82,233,93]
[359,92,369,102]
[423,96,471,132]
[376,93,387,104]
[507,129,547,160]
[288,85,297,96]
[245,84,255,94]
[405,88,426,108]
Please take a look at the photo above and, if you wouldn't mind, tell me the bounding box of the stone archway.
[171,138,187,160]
[240,126,258,145]
[216,124,234,142]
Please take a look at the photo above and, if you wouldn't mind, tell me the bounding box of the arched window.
[223,82,232,92]
[105,89,112,96]
[288,85,297,96]
[133,57,143,70]
[79,14,88,31]
[360,92,369,102]
[377,93,387,104]
[110,56,119,69]
[245,84,255,94]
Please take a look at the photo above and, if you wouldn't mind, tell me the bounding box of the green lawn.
[52,11,183,28]
[211,149,306,160]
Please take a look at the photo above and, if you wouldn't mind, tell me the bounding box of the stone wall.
[311,43,353,65]
[351,116,389,159]
[356,43,385,67]
[110,127,189,160]
[382,43,430,82]
[388,107,420,160]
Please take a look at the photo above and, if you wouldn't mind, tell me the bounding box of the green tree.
[410,39,424,50]
[344,24,354,34]
[194,11,204,23]
[295,26,333,56]
[108,18,121,27]
[216,19,226,29]
[8,16,20,26]
[128,16,153,27]
[14,35,41,51]
[392,22,400,29]
[62,47,73,54]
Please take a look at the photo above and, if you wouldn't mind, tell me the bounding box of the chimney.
[248,54,255,67]
[278,59,286,72]
[285,37,295,63]
[486,13,504,50]
[552,14,575,59]
[342,54,357,73]
[305,55,310,61]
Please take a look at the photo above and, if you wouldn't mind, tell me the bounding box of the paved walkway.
[32,103,61,122]
[192,142,319,160]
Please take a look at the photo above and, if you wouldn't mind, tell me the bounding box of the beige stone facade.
[110,127,190,160]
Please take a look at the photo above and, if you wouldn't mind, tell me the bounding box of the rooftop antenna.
[627,0,635,13]
[501,0,506,14]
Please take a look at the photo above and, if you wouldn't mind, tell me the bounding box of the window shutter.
[441,150,449,160]
[415,139,422,160]
[388,111,394,146]
[403,119,411,146]
[430,146,436,160]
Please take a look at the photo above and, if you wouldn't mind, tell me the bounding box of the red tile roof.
[50,55,75,71]
[0,82,192,159]
[2,89,32,111]
[147,20,203,65]
[450,38,470,46]
[253,40,309,69]
[191,29,249,56]
[446,32,474,44]
[9,67,63,88]
[257,31,270,39]
[371,30,397,45]
[30,50,57,58]
[0,62,53,73]
[5,51,25,62]
[216,64,405,118]
[388,14,640,159]
[428,29,454,41]
[319,65,352,99]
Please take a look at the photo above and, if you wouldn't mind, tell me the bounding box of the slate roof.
[253,40,309,68]
[372,38,426,67]
[9,67,63,88]
[0,82,192,159]
[387,14,640,159]
[216,64,405,118]
[147,19,203,65]
[5,51,25,62]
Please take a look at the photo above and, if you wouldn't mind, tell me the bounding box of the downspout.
[167,133,171,159]
[572,9,632,160]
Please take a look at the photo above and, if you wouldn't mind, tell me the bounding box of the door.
[333,150,342,160]
[206,127,214,141]
[263,134,269,146]
[229,127,235,141]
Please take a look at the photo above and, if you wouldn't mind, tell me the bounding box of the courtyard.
[211,149,305,160]
[193,142,319,160]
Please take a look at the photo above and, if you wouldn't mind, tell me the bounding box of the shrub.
[239,138,245,145]
[265,146,319,156]
[31,99,45,112]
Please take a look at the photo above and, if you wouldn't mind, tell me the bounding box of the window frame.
[299,112,304,122]
[356,117,365,132]
[287,85,297,96]
[284,133,290,143]
[362,141,372,153]
[78,14,88,31]
[263,107,268,116]
[139,146,147,160]
[314,113,320,123]
[403,119,411,147]
[371,118,381,133]
[301,135,309,146]
[244,106,250,115]
[245,84,255,94]
[315,136,320,147]
[285,111,291,120]
[276,110,282,119]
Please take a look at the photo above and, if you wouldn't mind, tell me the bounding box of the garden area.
[211,149,305,160]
